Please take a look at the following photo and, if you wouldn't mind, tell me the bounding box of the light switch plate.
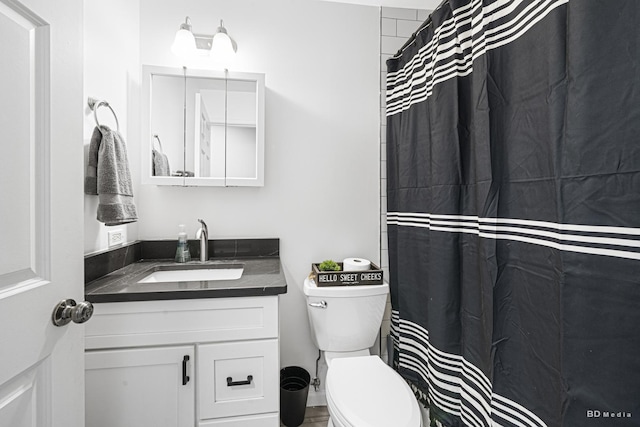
[107,229,125,248]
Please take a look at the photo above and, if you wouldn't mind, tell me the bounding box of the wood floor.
[281,406,330,427]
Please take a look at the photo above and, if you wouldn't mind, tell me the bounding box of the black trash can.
[280,366,310,427]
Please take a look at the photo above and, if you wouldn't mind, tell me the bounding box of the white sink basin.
[138,266,244,283]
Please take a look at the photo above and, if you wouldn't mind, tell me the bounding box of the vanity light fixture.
[171,16,197,58]
[171,16,237,62]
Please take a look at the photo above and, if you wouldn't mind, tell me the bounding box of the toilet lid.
[326,356,421,427]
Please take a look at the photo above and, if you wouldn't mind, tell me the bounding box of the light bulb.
[171,18,196,58]
[210,20,236,64]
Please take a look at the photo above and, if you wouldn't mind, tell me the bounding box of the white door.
[0,0,84,426]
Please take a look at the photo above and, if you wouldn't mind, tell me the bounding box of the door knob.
[52,299,94,326]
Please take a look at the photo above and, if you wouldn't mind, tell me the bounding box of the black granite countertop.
[85,257,287,303]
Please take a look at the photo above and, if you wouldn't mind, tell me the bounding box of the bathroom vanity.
[83,240,286,427]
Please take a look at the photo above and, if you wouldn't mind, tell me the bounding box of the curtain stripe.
[386,0,568,116]
[386,0,563,101]
[391,212,640,235]
[395,313,548,427]
[388,212,640,260]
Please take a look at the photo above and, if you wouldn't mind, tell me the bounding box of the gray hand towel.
[84,125,138,226]
[152,148,170,176]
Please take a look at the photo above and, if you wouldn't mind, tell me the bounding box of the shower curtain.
[386,1,640,426]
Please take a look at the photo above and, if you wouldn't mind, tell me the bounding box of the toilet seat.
[326,356,421,427]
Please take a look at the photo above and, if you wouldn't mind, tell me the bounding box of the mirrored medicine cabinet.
[142,65,265,186]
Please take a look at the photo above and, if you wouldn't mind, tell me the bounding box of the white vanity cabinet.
[85,296,280,427]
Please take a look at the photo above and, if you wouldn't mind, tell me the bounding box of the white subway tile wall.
[382,6,422,20]
[379,7,431,362]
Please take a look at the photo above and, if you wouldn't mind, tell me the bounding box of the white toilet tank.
[303,277,389,353]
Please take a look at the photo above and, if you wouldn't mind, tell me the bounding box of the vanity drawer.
[198,339,279,420]
[85,296,278,349]
[198,412,279,427]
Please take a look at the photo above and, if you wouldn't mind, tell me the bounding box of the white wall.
[138,0,380,405]
[83,0,140,253]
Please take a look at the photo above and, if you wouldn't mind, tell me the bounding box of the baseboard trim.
[306,389,326,407]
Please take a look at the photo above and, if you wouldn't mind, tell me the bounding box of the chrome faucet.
[195,219,209,262]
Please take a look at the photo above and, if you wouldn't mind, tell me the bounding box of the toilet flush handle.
[308,300,327,309]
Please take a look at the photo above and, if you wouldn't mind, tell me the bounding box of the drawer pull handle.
[227,375,253,387]
[182,355,190,385]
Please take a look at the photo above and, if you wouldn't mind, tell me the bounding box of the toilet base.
[325,356,423,427]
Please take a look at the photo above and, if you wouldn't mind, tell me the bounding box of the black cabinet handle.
[227,375,253,387]
[182,355,190,385]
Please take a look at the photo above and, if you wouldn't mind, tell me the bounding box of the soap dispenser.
[175,224,191,263]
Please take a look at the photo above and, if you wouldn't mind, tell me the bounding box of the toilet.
[303,277,422,427]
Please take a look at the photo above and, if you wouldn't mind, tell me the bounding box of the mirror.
[142,65,265,186]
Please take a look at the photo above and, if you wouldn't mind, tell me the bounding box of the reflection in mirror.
[194,80,258,180]
[191,77,225,180]
[142,65,264,186]
[226,80,258,180]
[150,74,184,177]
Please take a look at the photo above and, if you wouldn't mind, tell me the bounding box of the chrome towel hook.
[87,96,120,132]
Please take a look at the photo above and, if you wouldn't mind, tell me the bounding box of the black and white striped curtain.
[386,1,640,426]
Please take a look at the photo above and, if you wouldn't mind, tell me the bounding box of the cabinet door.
[198,339,279,420]
[86,346,195,427]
